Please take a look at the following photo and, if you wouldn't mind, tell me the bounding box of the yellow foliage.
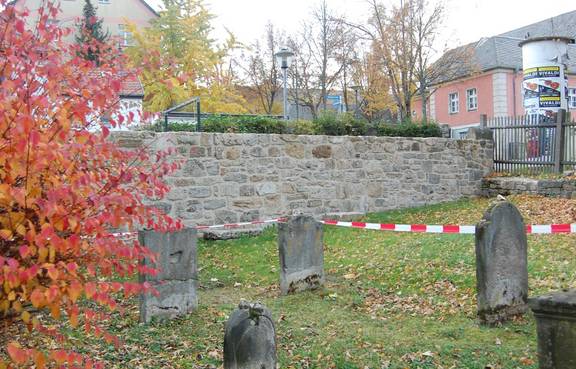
[126,1,246,113]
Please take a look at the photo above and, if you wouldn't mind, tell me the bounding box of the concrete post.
[277,215,324,295]
[138,228,198,323]
[475,200,528,325]
[529,290,576,369]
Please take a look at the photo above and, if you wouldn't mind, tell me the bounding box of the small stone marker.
[475,200,528,325]
[138,228,198,323]
[224,301,276,369]
[529,290,576,369]
[278,215,324,295]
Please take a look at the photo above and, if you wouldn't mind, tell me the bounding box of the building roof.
[120,74,145,98]
[432,10,576,85]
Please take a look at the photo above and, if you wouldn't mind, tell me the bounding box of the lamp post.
[351,85,361,118]
[275,48,294,120]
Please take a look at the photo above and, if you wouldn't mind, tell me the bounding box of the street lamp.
[351,85,361,118]
[275,47,294,120]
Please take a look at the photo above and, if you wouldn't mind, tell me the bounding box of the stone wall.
[482,177,576,198]
[113,132,493,227]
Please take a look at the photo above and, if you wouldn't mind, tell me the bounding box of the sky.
[148,0,576,50]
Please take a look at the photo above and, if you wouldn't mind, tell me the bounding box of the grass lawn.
[4,195,576,368]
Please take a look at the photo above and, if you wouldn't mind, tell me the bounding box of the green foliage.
[313,111,367,136]
[75,0,110,62]
[146,113,442,138]
[375,122,442,138]
[202,115,286,134]
[287,120,317,135]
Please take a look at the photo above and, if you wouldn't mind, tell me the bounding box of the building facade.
[414,11,576,138]
[14,0,158,47]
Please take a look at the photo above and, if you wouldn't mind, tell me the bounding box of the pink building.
[414,11,576,138]
[14,0,158,47]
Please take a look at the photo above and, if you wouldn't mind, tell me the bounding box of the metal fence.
[161,98,283,132]
[486,110,576,174]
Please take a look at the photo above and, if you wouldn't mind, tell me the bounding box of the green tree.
[128,0,246,113]
[75,0,110,62]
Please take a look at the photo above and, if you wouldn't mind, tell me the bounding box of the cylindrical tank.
[520,37,574,120]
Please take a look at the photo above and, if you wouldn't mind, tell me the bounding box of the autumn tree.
[128,0,247,113]
[0,1,180,367]
[347,0,465,122]
[350,52,395,122]
[75,0,110,62]
[238,23,284,115]
[287,0,353,119]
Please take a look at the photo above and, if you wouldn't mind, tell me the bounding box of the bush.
[287,120,317,135]
[202,115,286,134]
[375,122,442,138]
[146,113,442,139]
[313,111,367,136]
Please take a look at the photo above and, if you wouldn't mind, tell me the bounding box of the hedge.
[145,113,442,138]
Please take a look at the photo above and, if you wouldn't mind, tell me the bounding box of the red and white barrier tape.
[195,218,286,230]
[110,218,576,237]
[111,217,286,237]
[321,220,576,235]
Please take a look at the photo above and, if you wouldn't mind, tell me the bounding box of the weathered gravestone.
[475,200,528,325]
[224,301,276,369]
[529,290,576,369]
[138,228,198,323]
[278,215,324,295]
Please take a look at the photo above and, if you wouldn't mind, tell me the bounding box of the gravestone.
[138,228,198,323]
[475,200,528,325]
[223,301,276,369]
[278,215,324,295]
[529,290,576,369]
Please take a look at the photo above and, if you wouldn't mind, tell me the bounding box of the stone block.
[475,200,528,325]
[224,301,277,369]
[312,145,332,158]
[278,215,324,295]
[189,187,212,198]
[138,228,198,323]
[139,279,198,323]
[529,290,576,369]
[138,228,197,282]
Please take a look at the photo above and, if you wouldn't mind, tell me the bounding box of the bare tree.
[238,23,284,114]
[287,0,352,119]
[344,0,475,122]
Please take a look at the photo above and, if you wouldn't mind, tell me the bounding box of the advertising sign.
[520,37,573,121]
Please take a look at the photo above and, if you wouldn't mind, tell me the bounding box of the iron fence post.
[196,99,202,132]
[554,109,566,173]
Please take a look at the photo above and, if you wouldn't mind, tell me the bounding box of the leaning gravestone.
[475,200,528,325]
[138,228,198,323]
[529,290,576,369]
[223,301,276,369]
[278,215,324,295]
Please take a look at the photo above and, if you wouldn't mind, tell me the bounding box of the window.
[466,88,477,111]
[98,0,110,4]
[569,88,576,109]
[118,24,133,47]
[449,92,459,114]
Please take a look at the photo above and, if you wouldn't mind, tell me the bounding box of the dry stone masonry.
[138,228,198,323]
[278,215,324,295]
[475,200,529,325]
[529,290,576,369]
[483,176,576,198]
[113,132,493,227]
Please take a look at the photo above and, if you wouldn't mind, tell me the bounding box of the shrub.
[313,111,367,136]
[0,3,179,367]
[375,122,442,138]
[202,115,286,134]
[287,120,317,135]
